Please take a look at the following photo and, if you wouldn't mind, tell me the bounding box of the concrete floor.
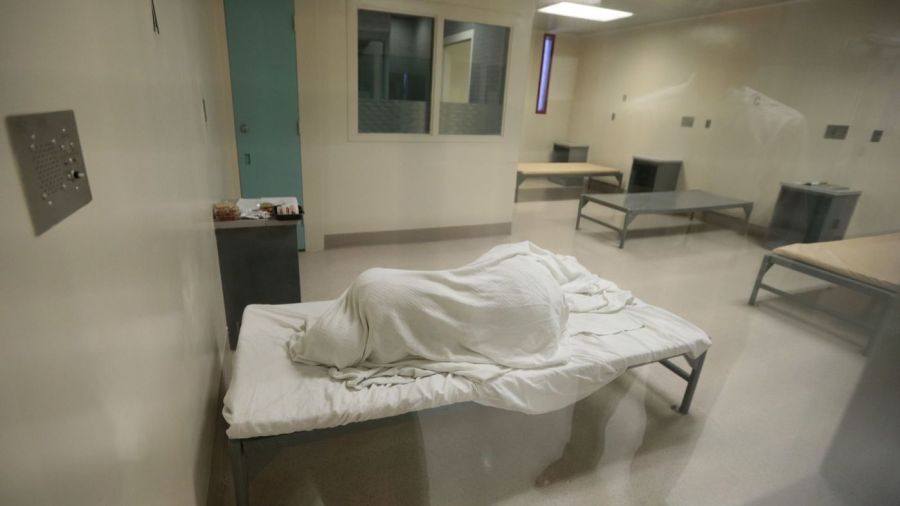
[208,196,876,506]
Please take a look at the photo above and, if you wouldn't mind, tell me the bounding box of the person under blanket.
[287,241,640,388]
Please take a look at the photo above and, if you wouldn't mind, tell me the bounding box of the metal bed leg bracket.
[659,351,707,415]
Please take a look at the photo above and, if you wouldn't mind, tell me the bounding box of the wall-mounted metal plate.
[6,110,92,235]
[871,129,883,143]
[681,116,695,128]
[824,124,849,140]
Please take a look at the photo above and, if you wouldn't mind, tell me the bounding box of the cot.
[576,190,754,248]
[515,162,623,202]
[749,232,900,353]
[223,294,712,505]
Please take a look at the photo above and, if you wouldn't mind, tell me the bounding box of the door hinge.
[291,14,295,32]
[296,119,300,137]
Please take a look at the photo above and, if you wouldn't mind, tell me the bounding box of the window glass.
[439,20,510,135]
[358,10,434,134]
[535,33,554,113]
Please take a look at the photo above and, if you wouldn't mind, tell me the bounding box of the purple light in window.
[536,34,555,114]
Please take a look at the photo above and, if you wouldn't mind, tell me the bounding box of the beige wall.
[0,0,238,504]
[567,0,900,235]
[520,32,580,162]
[296,0,535,251]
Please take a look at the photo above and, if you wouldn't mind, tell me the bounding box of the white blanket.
[288,242,640,388]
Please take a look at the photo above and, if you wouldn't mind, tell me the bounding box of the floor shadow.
[754,285,874,350]
[208,368,717,506]
[236,413,430,506]
[533,376,634,486]
[821,303,900,506]
[626,377,709,502]
[579,222,727,248]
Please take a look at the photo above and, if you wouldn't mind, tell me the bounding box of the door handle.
[239,123,250,133]
[244,153,251,165]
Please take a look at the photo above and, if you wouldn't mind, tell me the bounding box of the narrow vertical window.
[535,33,555,114]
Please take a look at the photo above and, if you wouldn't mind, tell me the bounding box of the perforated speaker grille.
[6,110,93,235]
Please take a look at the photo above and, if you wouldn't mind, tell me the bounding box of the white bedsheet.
[224,299,710,440]
[287,242,638,388]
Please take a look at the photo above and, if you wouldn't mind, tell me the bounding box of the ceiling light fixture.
[538,2,633,22]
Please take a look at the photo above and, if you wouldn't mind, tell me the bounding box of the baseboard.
[324,222,512,249]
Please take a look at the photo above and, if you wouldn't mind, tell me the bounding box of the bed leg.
[749,255,774,306]
[576,195,588,230]
[230,440,250,506]
[619,212,635,249]
[678,352,706,415]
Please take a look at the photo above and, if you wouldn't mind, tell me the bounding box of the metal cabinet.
[214,219,302,349]
[551,142,589,162]
[627,157,682,193]
[765,183,860,249]
[549,143,590,186]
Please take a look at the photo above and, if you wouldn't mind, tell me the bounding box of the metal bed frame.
[749,253,898,354]
[514,167,623,202]
[227,350,707,506]
[576,191,753,249]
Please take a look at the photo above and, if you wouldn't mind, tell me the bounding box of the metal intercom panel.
[7,110,92,235]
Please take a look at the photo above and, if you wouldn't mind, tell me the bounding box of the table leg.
[615,173,623,189]
[514,173,526,202]
[620,212,635,248]
[582,176,591,195]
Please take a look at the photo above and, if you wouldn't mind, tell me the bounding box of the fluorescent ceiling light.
[538,2,633,22]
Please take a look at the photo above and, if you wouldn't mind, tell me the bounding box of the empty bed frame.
[224,300,711,506]
[749,232,900,353]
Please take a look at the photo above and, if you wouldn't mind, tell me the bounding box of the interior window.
[357,10,434,134]
[438,20,510,135]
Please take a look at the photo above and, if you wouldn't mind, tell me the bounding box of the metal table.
[576,190,754,248]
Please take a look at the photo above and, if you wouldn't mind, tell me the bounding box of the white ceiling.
[533,0,795,34]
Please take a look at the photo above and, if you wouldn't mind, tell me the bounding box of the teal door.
[224,0,304,249]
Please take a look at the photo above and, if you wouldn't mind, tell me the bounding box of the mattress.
[224,299,711,440]
[773,232,900,293]
[517,162,621,176]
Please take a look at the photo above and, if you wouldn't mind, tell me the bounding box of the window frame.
[347,1,515,142]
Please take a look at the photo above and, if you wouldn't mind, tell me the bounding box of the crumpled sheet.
[288,242,641,388]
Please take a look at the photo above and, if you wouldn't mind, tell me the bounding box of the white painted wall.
[519,32,581,162]
[296,0,535,251]
[0,0,238,504]
[566,0,900,235]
